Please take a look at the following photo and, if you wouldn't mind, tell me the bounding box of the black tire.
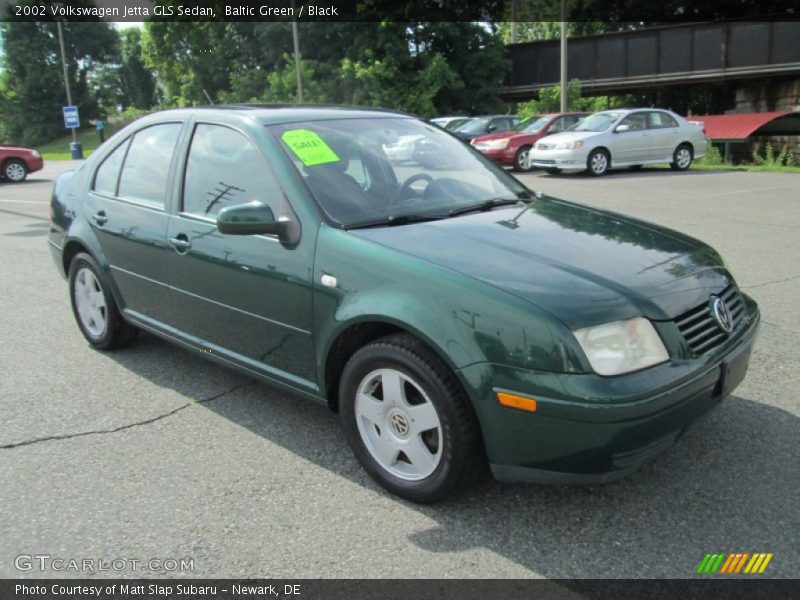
[339,333,483,503]
[587,148,610,176]
[512,146,533,172]
[670,144,693,171]
[68,252,139,350]
[545,167,561,175]
[3,158,28,182]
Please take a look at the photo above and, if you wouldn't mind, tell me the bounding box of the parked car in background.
[0,144,44,182]
[528,108,707,176]
[430,116,471,131]
[452,115,519,142]
[50,106,757,503]
[471,113,588,171]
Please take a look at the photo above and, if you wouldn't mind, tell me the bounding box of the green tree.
[0,1,119,145]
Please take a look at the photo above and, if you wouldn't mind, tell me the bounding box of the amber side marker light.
[496,391,538,412]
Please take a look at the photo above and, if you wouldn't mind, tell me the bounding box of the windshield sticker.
[281,129,340,166]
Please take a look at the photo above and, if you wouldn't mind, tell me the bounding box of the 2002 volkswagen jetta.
[49,106,759,502]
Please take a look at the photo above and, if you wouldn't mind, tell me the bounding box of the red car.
[470,112,588,171]
[0,145,44,182]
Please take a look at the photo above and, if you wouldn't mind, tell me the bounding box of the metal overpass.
[502,21,800,101]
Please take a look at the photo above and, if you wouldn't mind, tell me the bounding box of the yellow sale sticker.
[281,129,340,166]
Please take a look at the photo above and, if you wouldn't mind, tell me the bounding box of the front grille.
[533,159,556,165]
[674,285,746,355]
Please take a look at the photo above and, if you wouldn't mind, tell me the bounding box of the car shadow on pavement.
[107,332,799,579]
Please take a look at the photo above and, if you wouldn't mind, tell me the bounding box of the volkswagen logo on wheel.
[712,296,733,333]
[390,412,410,437]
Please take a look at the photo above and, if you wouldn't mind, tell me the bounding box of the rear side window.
[93,138,130,196]
[182,124,282,218]
[118,123,182,208]
[649,112,679,129]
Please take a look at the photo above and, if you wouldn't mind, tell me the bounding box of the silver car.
[527,109,707,176]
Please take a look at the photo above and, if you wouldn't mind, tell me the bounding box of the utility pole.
[56,18,76,144]
[291,0,304,103]
[560,0,568,113]
[510,0,517,44]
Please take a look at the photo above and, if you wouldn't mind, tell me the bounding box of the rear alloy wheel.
[68,252,139,350]
[513,146,533,172]
[587,149,610,176]
[3,159,28,182]
[339,333,482,503]
[670,144,693,171]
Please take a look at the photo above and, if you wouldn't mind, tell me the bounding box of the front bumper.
[528,148,589,170]
[472,145,516,165]
[458,307,759,484]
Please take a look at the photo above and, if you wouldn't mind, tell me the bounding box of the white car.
[383,134,425,162]
[527,109,707,176]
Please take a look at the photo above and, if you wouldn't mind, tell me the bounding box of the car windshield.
[519,116,550,133]
[445,118,470,131]
[455,117,491,134]
[572,112,623,132]
[270,117,529,227]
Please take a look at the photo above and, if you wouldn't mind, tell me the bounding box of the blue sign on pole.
[63,106,80,129]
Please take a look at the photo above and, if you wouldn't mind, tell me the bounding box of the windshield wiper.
[448,197,529,217]
[343,214,445,230]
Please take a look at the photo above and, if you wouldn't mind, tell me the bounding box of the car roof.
[139,104,416,126]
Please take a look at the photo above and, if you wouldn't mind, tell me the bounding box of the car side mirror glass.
[487,124,497,132]
[615,124,630,133]
[217,201,281,236]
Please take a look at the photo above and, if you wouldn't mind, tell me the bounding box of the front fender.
[313,225,588,395]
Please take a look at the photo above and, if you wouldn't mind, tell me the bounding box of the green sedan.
[48,106,759,502]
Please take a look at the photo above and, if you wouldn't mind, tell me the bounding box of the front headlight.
[484,138,510,149]
[556,140,585,150]
[573,317,669,376]
[32,150,41,158]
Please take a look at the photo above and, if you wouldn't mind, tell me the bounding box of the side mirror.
[486,124,497,132]
[217,201,281,236]
[615,124,631,133]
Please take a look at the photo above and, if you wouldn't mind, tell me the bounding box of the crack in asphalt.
[0,381,256,450]
[742,274,800,290]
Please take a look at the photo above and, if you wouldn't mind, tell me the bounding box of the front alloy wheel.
[587,149,610,176]
[355,368,443,481]
[339,333,482,503]
[513,146,533,172]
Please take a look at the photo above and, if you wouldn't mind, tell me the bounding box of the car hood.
[0,145,35,152]
[351,197,731,329]
[473,131,543,144]
[535,131,600,145]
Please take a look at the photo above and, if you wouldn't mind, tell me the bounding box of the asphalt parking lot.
[1,161,798,579]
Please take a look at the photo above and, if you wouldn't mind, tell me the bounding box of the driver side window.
[182,124,282,219]
[620,113,648,131]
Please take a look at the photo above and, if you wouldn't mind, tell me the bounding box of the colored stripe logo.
[696,552,773,574]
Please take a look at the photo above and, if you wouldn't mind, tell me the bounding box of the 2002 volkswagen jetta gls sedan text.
[48,106,758,503]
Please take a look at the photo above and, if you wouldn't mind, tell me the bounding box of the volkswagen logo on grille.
[712,296,734,333]
[390,412,410,437]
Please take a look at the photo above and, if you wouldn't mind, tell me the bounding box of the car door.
[647,111,681,161]
[82,122,183,322]
[611,112,651,164]
[164,122,317,388]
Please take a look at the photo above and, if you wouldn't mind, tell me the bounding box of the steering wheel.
[389,173,434,204]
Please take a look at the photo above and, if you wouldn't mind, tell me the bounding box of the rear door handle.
[168,234,192,254]
[92,211,108,226]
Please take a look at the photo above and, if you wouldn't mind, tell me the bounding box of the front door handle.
[93,211,108,226]
[168,234,192,254]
